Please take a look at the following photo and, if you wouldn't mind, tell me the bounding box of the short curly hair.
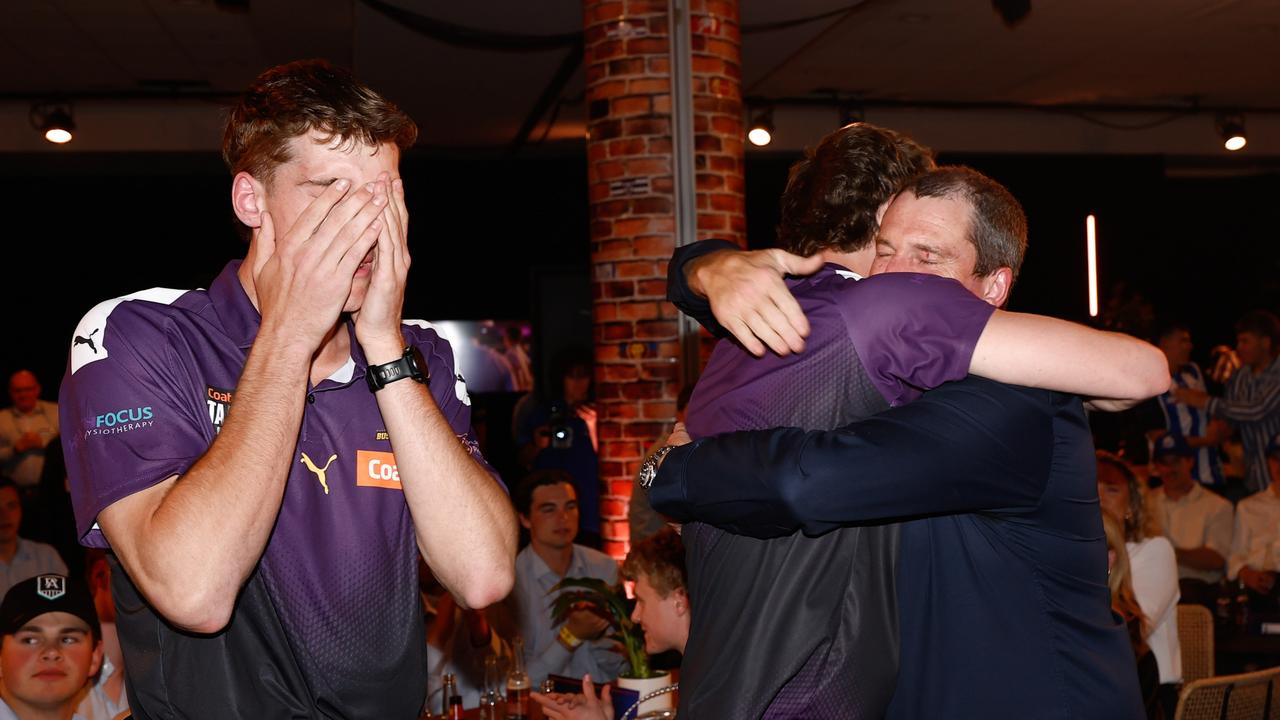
[776,123,935,257]
[621,528,685,598]
[222,59,417,186]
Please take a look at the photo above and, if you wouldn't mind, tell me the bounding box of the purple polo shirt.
[678,267,994,719]
[60,261,496,719]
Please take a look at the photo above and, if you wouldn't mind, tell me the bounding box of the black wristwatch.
[366,346,429,392]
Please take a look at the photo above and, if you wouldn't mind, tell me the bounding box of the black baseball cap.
[0,574,100,639]
[1152,433,1195,462]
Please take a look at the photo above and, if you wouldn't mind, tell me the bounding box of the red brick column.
[583,0,744,560]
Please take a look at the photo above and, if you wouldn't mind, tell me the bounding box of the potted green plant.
[549,577,674,714]
[549,577,653,679]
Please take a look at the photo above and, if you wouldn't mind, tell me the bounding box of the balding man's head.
[7,372,39,414]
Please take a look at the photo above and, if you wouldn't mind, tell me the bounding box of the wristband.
[558,624,583,649]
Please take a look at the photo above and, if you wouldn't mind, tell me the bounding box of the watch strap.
[366,346,427,392]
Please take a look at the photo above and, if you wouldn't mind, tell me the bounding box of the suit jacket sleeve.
[666,239,741,338]
[648,377,1055,537]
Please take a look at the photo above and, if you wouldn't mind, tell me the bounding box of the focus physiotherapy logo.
[85,406,155,438]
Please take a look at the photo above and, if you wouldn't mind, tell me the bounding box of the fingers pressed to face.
[286,178,353,247]
[320,182,386,268]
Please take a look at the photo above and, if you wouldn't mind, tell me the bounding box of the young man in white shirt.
[506,470,624,686]
[1228,433,1280,606]
[0,574,102,720]
[1148,433,1234,606]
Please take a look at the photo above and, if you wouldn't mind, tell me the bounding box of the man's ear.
[673,588,689,617]
[90,639,104,678]
[979,267,1014,308]
[230,172,266,229]
[518,514,532,531]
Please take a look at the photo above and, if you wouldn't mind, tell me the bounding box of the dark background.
[3,149,1278,400]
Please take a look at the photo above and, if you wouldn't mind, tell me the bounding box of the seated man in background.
[504,470,623,686]
[534,528,689,720]
[0,371,59,491]
[0,574,102,720]
[1148,433,1234,606]
[0,479,66,598]
[1228,433,1280,606]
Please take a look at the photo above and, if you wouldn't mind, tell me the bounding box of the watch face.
[408,346,427,380]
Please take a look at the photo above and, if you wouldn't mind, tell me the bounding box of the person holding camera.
[517,354,601,548]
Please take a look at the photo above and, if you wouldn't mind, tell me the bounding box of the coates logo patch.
[84,406,154,438]
[36,575,66,600]
[357,450,402,490]
[206,386,234,434]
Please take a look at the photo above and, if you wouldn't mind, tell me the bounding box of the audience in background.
[1176,310,1280,494]
[517,352,601,547]
[505,327,534,393]
[1227,432,1280,608]
[1103,513,1161,720]
[1154,321,1228,489]
[1097,451,1181,713]
[18,438,82,584]
[421,560,509,710]
[0,478,66,598]
[534,528,689,720]
[0,574,102,720]
[1148,433,1234,606]
[504,470,623,687]
[0,371,59,491]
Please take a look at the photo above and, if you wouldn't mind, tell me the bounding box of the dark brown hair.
[776,123,935,257]
[906,166,1028,282]
[221,59,417,185]
[1236,309,1280,349]
[621,528,686,598]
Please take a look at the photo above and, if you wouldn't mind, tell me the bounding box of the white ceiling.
[2,0,1278,156]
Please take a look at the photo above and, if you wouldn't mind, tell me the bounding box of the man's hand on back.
[355,173,412,362]
[254,178,386,351]
[686,248,823,357]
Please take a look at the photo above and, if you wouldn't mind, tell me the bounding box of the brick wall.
[583,0,744,560]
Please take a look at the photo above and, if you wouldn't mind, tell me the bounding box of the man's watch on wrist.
[366,346,429,392]
[639,445,677,491]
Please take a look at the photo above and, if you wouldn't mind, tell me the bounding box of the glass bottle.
[507,636,531,720]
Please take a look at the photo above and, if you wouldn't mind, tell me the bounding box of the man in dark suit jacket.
[648,164,1162,718]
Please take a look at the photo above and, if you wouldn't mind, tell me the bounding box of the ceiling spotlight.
[1217,113,1247,152]
[31,102,75,144]
[992,0,1031,26]
[748,109,774,147]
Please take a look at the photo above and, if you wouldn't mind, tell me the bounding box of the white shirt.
[506,544,625,685]
[76,654,129,720]
[1228,488,1280,579]
[1149,483,1234,583]
[1128,536,1182,684]
[0,538,68,598]
[0,697,85,720]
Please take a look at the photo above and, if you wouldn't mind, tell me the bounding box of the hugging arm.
[648,378,1053,537]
